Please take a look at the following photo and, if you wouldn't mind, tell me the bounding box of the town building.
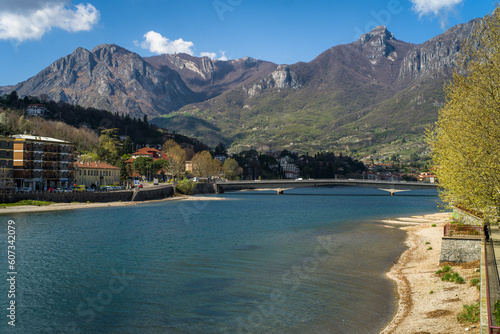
[76,161,120,188]
[418,172,437,183]
[131,147,163,159]
[0,136,14,190]
[279,155,300,179]
[12,135,76,190]
[26,104,47,116]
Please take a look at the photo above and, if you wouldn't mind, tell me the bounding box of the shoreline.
[0,194,227,215]
[379,212,480,334]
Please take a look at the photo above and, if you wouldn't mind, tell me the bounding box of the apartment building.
[13,135,76,190]
[0,136,14,190]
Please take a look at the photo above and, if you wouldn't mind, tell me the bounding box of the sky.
[0,0,496,86]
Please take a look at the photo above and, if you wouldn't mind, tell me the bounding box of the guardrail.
[484,236,500,333]
[443,223,483,237]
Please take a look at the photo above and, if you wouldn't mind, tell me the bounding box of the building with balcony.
[0,136,14,190]
[75,161,120,188]
[13,135,76,190]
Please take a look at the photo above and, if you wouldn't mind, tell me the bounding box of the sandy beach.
[380,212,481,334]
[0,195,228,215]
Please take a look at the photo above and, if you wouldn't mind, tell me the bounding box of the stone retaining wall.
[440,237,482,263]
[132,185,174,201]
[0,191,133,203]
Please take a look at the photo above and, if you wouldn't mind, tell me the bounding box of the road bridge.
[214,179,438,195]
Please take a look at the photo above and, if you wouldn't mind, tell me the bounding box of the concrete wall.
[440,237,482,263]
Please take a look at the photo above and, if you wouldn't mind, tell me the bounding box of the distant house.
[279,155,300,179]
[131,147,163,159]
[214,155,227,163]
[418,172,437,183]
[26,104,47,116]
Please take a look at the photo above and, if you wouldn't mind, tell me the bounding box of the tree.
[215,142,227,156]
[163,140,187,181]
[0,167,13,192]
[223,158,241,180]
[192,151,221,178]
[427,9,500,218]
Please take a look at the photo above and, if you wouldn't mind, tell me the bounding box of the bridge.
[214,179,439,195]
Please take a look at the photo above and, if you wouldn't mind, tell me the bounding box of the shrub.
[176,178,198,195]
[457,303,479,324]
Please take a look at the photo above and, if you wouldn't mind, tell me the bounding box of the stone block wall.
[440,237,482,263]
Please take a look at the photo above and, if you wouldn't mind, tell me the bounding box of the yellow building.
[76,161,120,188]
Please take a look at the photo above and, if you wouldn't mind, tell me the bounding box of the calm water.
[0,187,441,333]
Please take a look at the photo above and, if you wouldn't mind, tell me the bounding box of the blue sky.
[0,0,495,86]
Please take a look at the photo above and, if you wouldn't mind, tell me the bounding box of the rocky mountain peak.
[358,26,395,45]
[357,26,397,59]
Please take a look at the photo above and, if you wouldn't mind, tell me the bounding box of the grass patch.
[431,224,437,227]
[436,265,465,284]
[427,247,433,250]
[470,277,480,287]
[457,303,480,324]
[436,265,452,275]
[430,290,434,294]
[425,241,430,244]
[0,200,55,207]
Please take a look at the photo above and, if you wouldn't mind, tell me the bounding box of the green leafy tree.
[427,9,500,218]
[223,158,241,180]
[192,151,221,178]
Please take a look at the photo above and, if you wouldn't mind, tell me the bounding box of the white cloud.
[410,0,464,28]
[200,51,228,61]
[140,31,195,55]
[200,52,217,59]
[218,51,228,61]
[0,1,100,42]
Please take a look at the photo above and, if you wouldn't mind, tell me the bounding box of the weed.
[429,290,434,294]
[427,247,433,250]
[470,278,480,287]
[457,303,480,324]
[425,241,430,244]
[436,265,452,275]
[494,300,500,323]
[431,224,437,227]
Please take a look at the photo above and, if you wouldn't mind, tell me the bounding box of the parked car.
[54,188,64,193]
[19,187,32,193]
[85,187,95,192]
[48,186,55,192]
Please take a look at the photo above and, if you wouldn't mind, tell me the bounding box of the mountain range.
[0,18,481,154]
